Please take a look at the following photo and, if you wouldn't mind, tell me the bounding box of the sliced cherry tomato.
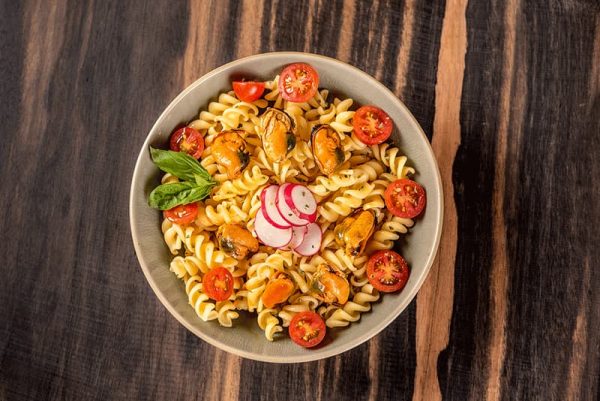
[163,202,198,225]
[353,105,393,145]
[278,63,319,103]
[170,127,205,159]
[384,178,426,218]
[203,267,234,301]
[289,311,326,348]
[367,250,410,293]
[233,81,265,102]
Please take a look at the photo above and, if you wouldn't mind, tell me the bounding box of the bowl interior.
[129,52,443,363]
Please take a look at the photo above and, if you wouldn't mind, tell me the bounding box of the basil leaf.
[148,181,213,210]
[150,147,213,183]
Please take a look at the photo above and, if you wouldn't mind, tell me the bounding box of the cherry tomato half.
[352,106,393,145]
[203,267,234,301]
[170,127,205,159]
[384,178,426,218]
[278,63,319,103]
[367,250,410,293]
[289,311,326,348]
[163,202,198,225]
[233,81,265,102]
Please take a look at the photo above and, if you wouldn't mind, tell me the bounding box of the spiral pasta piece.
[329,98,355,133]
[321,249,368,273]
[215,301,239,327]
[212,165,269,201]
[187,234,238,270]
[170,255,204,278]
[307,169,367,196]
[196,200,248,229]
[161,219,193,255]
[252,148,299,183]
[324,284,380,328]
[278,293,320,327]
[318,182,374,223]
[257,308,283,341]
[371,143,416,179]
[185,275,218,322]
[353,160,385,181]
[365,214,415,254]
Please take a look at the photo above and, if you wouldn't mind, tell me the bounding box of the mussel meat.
[310,263,350,305]
[259,108,297,162]
[334,209,376,256]
[311,124,345,175]
[261,272,296,308]
[216,223,259,260]
[212,130,250,179]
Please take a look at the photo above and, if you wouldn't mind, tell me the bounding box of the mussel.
[310,263,350,305]
[261,272,295,308]
[334,209,376,257]
[212,130,250,179]
[216,223,259,260]
[259,108,297,162]
[311,125,345,176]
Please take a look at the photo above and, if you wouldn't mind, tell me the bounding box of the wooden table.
[1,1,598,400]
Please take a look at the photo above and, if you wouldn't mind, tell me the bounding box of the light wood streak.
[485,0,519,399]
[236,0,265,57]
[314,359,325,401]
[565,258,591,401]
[21,1,67,148]
[336,0,356,62]
[395,0,415,95]
[367,339,380,401]
[182,0,235,86]
[412,0,468,400]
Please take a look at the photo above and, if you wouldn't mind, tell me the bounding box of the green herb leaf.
[150,147,214,184]
[148,181,213,210]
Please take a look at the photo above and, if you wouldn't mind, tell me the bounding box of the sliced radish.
[254,209,292,248]
[260,185,291,229]
[287,225,308,250]
[293,222,322,256]
[284,184,317,223]
[276,183,310,226]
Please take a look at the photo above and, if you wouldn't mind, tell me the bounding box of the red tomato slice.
[367,250,410,293]
[163,202,198,225]
[170,127,205,159]
[289,311,326,348]
[384,178,426,218]
[203,267,234,301]
[278,63,319,103]
[353,106,393,145]
[233,81,265,102]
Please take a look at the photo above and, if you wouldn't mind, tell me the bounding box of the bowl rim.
[129,51,444,363]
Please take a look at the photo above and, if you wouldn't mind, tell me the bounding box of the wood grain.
[1,0,599,400]
[487,0,519,399]
[413,0,467,400]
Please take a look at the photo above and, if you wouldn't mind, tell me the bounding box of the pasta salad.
[147,63,427,348]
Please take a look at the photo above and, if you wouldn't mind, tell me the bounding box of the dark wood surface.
[1,0,599,400]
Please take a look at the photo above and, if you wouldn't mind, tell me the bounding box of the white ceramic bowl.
[130,52,443,363]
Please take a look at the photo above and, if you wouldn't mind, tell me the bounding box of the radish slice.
[284,184,317,223]
[293,222,322,256]
[260,185,291,229]
[254,209,292,248]
[287,225,308,250]
[276,183,310,226]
